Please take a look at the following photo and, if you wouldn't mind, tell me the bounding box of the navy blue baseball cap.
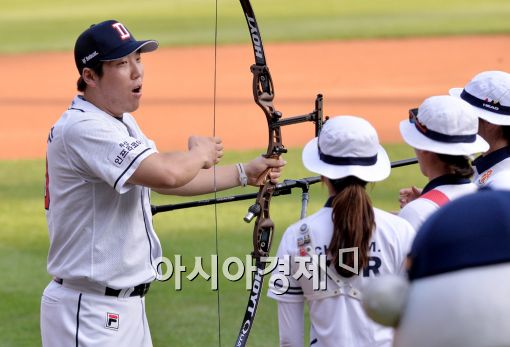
[408,189,510,281]
[74,19,158,73]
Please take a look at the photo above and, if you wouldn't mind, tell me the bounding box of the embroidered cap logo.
[483,98,501,111]
[112,22,131,40]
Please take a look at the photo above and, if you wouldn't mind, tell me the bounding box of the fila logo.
[105,312,120,330]
[112,22,131,40]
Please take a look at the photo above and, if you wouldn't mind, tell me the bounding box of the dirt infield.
[1,35,509,159]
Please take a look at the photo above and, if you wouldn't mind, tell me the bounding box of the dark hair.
[436,153,474,179]
[76,62,104,92]
[328,176,375,278]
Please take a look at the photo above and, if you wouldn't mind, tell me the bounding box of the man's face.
[95,51,144,117]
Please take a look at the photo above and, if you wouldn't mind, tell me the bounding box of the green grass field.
[0,0,506,345]
[1,0,510,53]
[0,145,426,346]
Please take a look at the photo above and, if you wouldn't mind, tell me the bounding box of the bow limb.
[234,1,328,345]
[234,1,282,346]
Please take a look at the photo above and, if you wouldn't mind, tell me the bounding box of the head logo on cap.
[483,98,501,111]
[449,70,510,126]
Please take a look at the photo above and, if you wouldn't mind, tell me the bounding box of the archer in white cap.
[398,95,489,230]
[267,116,415,347]
[41,20,284,347]
[449,70,510,189]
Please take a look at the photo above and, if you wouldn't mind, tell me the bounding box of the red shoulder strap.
[420,189,450,207]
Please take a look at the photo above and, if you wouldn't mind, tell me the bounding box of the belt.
[105,283,151,297]
[54,278,151,298]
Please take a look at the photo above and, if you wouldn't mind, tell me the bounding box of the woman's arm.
[278,301,305,347]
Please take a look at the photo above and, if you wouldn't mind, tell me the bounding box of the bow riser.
[235,1,326,346]
[252,185,275,258]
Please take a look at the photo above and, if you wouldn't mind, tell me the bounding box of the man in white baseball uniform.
[449,70,510,190]
[398,95,489,230]
[41,20,284,347]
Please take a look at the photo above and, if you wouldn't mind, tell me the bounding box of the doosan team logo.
[82,51,99,65]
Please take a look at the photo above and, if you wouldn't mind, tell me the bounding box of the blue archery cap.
[408,189,510,281]
[74,19,158,73]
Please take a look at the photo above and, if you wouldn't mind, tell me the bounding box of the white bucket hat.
[449,70,510,126]
[302,116,390,182]
[399,95,489,156]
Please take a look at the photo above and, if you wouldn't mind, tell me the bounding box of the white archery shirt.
[267,205,415,347]
[45,96,161,289]
[399,177,477,231]
[472,147,510,190]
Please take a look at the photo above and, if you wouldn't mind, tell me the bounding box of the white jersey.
[267,201,415,347]
[472,146,510,190]
[45,95,161,289]
[399,175,477,230]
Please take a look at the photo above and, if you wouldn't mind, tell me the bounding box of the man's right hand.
[188,136,223,169]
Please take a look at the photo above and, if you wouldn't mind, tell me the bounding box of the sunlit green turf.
[0,0,509,53]
[0,144,425,346]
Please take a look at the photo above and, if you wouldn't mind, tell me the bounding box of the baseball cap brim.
[302,137,391,182]
[100,40,159,62]
[399,119,489,156]
[450,87,510,126]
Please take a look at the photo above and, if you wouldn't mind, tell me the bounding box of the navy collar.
[324,196,335,207]
[421,174,471,195]
[472,146,510,174]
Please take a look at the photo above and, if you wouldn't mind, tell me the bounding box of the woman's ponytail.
[328,176,375,278]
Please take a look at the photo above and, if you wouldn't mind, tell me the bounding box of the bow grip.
[253,217,274,258]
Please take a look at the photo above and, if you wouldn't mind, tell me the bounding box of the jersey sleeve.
[277,302,305,347]
[63,118,156,194]
[395,218,416,275]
